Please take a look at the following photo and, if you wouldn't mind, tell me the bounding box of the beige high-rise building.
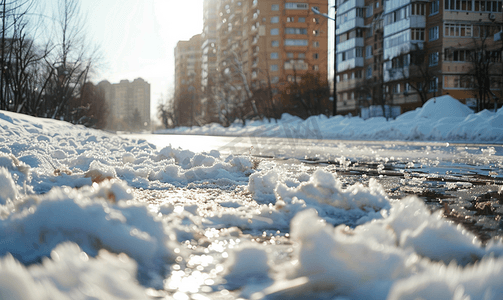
[98,78,151,131]
[174,0,329,122]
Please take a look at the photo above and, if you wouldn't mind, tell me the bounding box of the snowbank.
[159,96,503,142]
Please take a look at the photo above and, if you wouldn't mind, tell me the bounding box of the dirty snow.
[0,108,503,299]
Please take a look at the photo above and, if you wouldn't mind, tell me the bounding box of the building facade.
[98,78,151,131]
[336,0,503,116]
[174,0,329,122]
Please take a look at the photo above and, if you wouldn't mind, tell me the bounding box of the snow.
[158,95,503,142]
[0,108,503,299]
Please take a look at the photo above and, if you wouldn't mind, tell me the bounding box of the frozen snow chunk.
[85,160,117,183]
[388,257,503,300]
[51,149,67,159]
[222,242,272,291]
[0,242,149,300]
[0,152,29,175]
[190,153,216,167]
[0,168,18,205]
[262,209,417,299]
[122,153,136,164]
[157,145,194,168]
[275,169,389,211]
[93,179,134,203]
[248,169,280,197]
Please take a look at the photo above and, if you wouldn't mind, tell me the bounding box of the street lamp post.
[312,6,337,116]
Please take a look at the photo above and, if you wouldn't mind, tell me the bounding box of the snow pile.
[0,178,174,286]
[159,95,503,142]
[0,243,148,300]
[222,197,503,299]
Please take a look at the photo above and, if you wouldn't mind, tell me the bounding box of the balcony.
[337,38,364,53]
[383,16,425,38]
[336,17,364,35]
[384,41,423,60]
[338,78,362,91]
[337,57,364,72]
[385,0,411,13]
[338,0,365,15]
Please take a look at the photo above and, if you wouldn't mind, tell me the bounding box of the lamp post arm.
[311,7,335,21]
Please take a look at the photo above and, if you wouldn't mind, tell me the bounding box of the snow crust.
[0,109,502,299]
[159,95,503,142]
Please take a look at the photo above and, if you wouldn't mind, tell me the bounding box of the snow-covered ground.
[1,103,503,299]
[159,95,503,143]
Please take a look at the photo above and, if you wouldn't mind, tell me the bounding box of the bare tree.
[45,0,98,120]
[464,27,502,112]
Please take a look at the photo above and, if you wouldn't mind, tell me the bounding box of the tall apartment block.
[215,0,328,92]
[336,0,502,115]
[174,0,329,120]
[98,78,151,130]
[174,34,203,98]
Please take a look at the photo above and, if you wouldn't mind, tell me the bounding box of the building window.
[313,41,319,47]
[411,3,426,15]
[284,39,308,46]
[284,60,308,70]
[287,17,294,22]
[445,0,502,11]
[393,83,401,94]
[429,77,438,92]
[428,52,439,66]
[429,26,439,41]
[366,5,373,17]
[365,45,373,58]
[298,17,306,22]
[411,28,425,40]
[298,53,306,58]
[444,23,473,37]
[444,74,474,88]
[271,16,279,23]
[430,0,440,14]
[366,66,372,78]
[285,28,308,34]
[312,65,319,71]
[312,30,319,36]
[286,52,294,58]
[270,64,279,71]
[271,76,279,83]
[285,3,308,9]
[270,52,279,59]
[313,17,319,24]
[312,6,319,11]
[313,53,319,59]
[271,4,279,10]
[270,28,279,35]
[271,40,279,47]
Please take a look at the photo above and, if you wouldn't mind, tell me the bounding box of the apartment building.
[98,78,151,130]
[174,34,203,98]
[337,0,502,116]
[220,0,329,89]
[174,0,329,121]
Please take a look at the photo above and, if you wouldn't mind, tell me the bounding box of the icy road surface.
[121,133,503,299]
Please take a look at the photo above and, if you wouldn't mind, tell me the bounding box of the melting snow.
[0,109,502,299]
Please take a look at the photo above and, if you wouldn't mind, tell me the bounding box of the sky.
[65,0,205,120]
